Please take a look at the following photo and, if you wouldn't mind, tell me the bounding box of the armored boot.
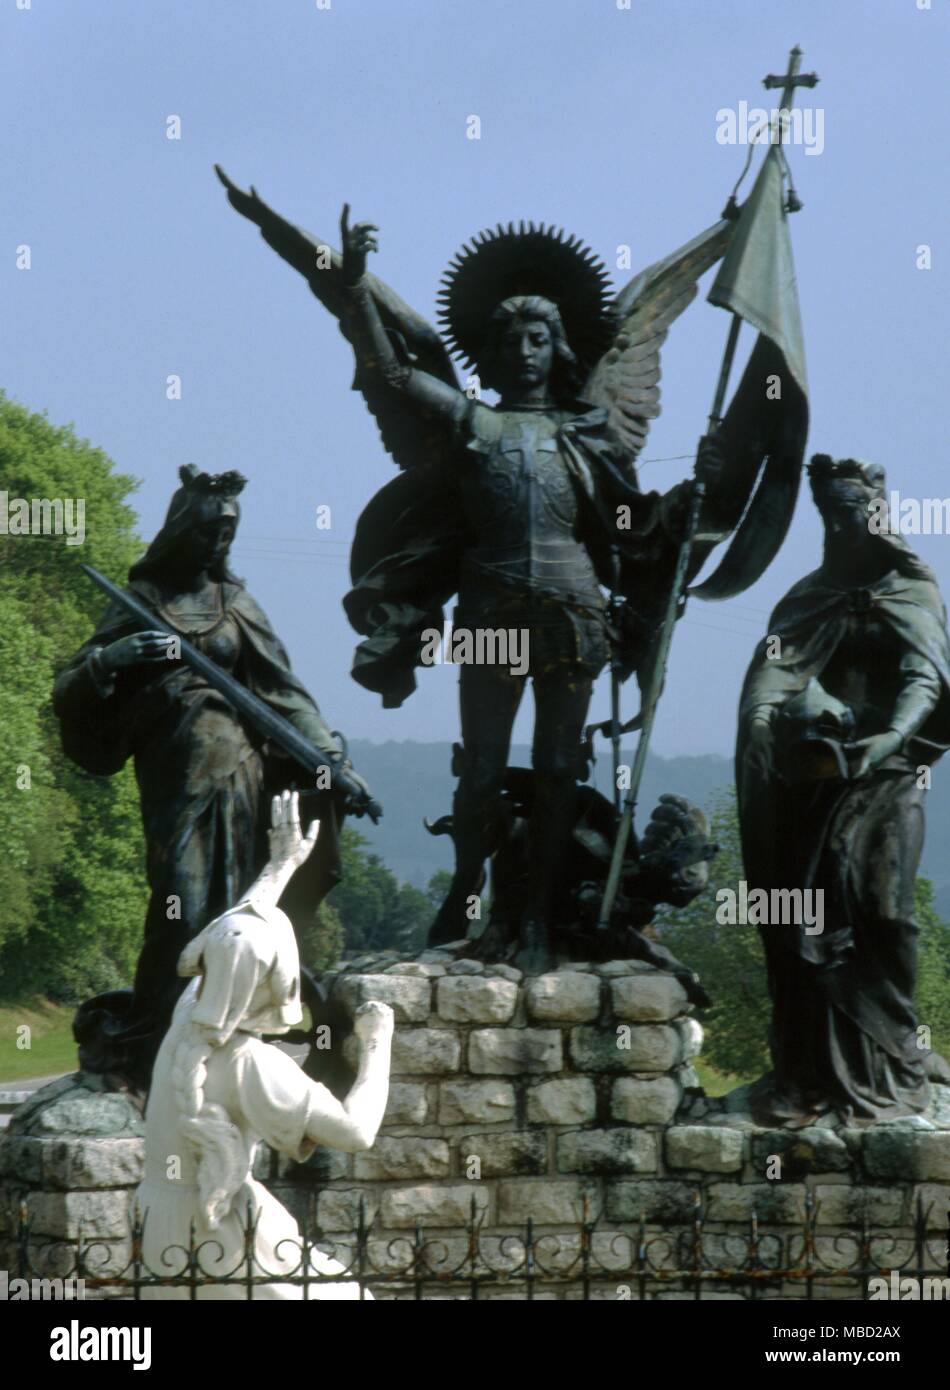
[515,772,577,974]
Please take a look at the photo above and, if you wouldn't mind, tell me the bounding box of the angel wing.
[582,220,735,468]
[215,167,459,471]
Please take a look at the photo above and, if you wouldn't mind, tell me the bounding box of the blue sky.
[3,0,949,757]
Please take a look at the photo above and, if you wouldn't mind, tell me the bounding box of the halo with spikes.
[437,222,615,373]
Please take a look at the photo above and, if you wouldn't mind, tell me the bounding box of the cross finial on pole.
[761,45,820,211]
[762,44,820,147]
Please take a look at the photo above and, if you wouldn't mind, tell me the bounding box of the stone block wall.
[2,956,948,1300]
[0,1073,144,1292]
[268,953,950,1300]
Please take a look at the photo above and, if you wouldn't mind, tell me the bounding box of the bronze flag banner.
[690,145,810,601]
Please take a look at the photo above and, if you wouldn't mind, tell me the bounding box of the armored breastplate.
[458,409,602,603]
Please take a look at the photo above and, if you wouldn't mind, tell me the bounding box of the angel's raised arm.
[216,169,435,340]
[216,170,464,462]
[339,205,467,426]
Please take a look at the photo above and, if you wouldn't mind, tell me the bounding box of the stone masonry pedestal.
[2,955,948,1300]
[272,952,950,1300]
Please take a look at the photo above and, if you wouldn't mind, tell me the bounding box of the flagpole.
[594,321,740,932]
[608,545,624,814]
[595,45,817,934]
[708,313,742,430]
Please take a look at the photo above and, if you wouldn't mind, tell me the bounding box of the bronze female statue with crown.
[54,465,373,1088]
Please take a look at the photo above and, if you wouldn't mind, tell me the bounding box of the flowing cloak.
[344,401,699,708]
[53,578,342,1083]
[736,561,950,1120]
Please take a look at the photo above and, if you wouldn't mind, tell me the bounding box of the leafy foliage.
[425,869,455,910]
[656,790,771,1076]
[0,393,145,1001]
[914,877,950,1059]
[323,828,437,959]
[297,901,346,976]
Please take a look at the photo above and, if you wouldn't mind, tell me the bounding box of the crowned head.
[131,465,247,583]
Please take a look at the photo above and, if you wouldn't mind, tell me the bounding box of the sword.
[80,563,382,823]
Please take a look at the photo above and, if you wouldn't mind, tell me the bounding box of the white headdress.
[178,901,303,1043]
[172,901,303,1229]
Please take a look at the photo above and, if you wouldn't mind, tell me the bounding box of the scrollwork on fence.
[7,1189,946,1300]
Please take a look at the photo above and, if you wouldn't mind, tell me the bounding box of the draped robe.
[53,577,342,1088]
[737,561,950,1123]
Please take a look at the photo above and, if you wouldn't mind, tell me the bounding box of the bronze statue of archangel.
[738,455,950,1126]
[217,169,799,972]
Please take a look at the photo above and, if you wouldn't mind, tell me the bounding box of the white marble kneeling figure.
[135,791,394,1300]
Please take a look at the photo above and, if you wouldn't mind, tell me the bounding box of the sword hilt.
[331,760,383,823]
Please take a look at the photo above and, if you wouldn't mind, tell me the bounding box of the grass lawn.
[691,1057,752,1098]
[0,998,77,1085]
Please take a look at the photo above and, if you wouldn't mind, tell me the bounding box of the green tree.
[0,393,146,1001]
[914,877,950,1060]
[298,901,346,975]
[389,880,433,956]
[0,592,69,975]
[325,828,433,957]
[426,869,454,910]
[657,790,771,1077]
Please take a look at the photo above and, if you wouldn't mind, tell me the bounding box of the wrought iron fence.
[7,1189,948,1300]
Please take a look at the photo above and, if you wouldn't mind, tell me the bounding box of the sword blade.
[80,564,382,821]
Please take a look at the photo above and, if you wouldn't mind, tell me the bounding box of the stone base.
[0,1072,144,1293]
[269,952,950,1298]
[2,960,949,1300]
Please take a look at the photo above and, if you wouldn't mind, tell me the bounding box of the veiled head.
[808,454,885,513]
[808,453,928,577]
[808,455,887,545]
